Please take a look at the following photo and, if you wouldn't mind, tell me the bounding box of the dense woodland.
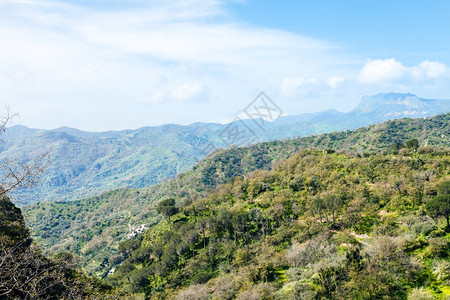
[1,113,449,299]
[106,148,450,299]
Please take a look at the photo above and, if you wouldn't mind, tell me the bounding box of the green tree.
[389,143,401,154]
[195,219,208,249]
[405,138,419,150]
[232,212,248,242]
[128,268,150,293]
[311,197,326,223]
[118,239,141,257]
[184,230,199,258]
[325,194,343,224]
[156,198,179,224]
[426,181,450,231]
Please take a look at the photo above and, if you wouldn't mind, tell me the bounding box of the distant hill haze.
[2,93,449,205]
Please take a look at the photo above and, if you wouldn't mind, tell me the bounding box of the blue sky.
[230,0,450,65]
[0,0,449,131]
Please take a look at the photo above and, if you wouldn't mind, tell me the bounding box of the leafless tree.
[0,108,17,139]
[0,108,49,197]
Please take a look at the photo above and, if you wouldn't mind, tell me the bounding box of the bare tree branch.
[0,107,18,141]
[0,153,50,196]
[0,109,50,198]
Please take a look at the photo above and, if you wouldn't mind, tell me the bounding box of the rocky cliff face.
[353,93,450,118]
[338,93,450,128]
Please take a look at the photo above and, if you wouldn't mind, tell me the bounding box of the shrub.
[373,215,399,236]
[175,284,210,300]
[114,263,135,277]
[286,234,336,268]
[407,287,434,300]
[431,259,450,283]
[108,253,124,265]
[424,238,449,258]
[288,282,318,300]
[191,271,213,285]
[235,247,252,266]
[236,283,276,300]
[411,218,437,236]
[209,274,242,300]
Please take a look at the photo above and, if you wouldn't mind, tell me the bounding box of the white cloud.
[327,76,345,89]
[136,91,166,104]
[0,0,345,130]
[280,75,346,96]
[281,77,320,95]
[135,74,209,104]
[412,60,449,79]
[358,58,407,84]
[358,58,449,84]
[171,82,209,102]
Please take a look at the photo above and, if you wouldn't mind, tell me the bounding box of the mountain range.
[23,112,450,276]
[3,92,450,205]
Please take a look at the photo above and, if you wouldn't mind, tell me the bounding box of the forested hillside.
[23,113,450,277]
[106,149,450,299]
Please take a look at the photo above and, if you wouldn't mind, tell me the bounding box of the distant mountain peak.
[372,92,417,99]
[353,93,449,115]
[359,93,419,107]
[2,125,38,139]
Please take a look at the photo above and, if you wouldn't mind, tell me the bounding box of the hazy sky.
[1,0,449,131]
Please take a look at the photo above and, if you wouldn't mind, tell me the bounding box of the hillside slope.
[23,113,450,276]
[107,149,450,299]
[5,93,450,204]
[0,192,108,298]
